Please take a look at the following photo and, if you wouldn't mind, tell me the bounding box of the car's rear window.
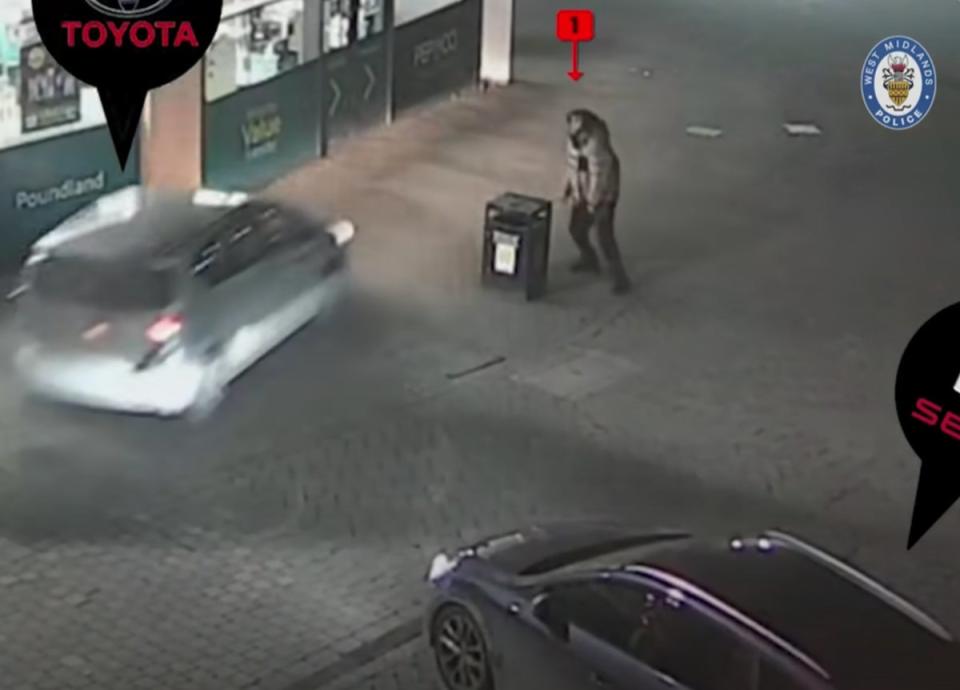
[32,257,175,311]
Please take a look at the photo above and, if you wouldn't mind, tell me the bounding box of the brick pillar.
[141,63,204,190]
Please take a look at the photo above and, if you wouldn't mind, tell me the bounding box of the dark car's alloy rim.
[434,609,489,690]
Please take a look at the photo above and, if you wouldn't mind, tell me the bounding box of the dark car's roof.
[34,186,250,263]
[633,535,959,690]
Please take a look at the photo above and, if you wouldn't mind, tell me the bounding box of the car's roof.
[33,186,253,264]
[631,533,959,690]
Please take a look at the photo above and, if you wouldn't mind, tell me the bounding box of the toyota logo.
[83,0,175,19]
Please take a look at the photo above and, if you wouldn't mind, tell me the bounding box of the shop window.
[396,0,460,27]
[323,0,385,53]
[205,0,309,102]
[0,4,106,151]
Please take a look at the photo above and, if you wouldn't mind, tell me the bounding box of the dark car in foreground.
[425,524,959,690]
[9,186,354,418]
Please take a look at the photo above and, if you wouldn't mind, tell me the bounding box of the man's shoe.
[570,258,601,274]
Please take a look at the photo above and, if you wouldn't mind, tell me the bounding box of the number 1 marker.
[556,10,595,81]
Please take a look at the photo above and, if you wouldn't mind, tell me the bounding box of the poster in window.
[19,43,81,133]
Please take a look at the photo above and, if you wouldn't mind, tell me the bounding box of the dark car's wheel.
[431,604,494,690]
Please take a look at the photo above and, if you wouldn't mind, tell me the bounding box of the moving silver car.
[9,186,355,417]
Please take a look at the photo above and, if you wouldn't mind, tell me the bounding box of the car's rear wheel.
[431,604,494,690]
[185,346,226,422]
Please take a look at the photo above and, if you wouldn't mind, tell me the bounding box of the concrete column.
[141,63,204,190]
[480,0,513,86]
[303,0,325,155]
[302,0,323,63]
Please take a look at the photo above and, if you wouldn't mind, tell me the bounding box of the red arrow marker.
[557,9,594,82]
[568,42,583,81]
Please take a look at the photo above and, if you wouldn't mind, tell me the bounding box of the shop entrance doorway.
[321,0,390,150]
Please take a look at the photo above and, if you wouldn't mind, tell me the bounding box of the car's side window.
[194,205,304,287]
[549,580,656,652]
[623,591,756,690]
[551,579,758,690]
[192,235,226,285]
[256,206,295,252]
[222,221,268,278]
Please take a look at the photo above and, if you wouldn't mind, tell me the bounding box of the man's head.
[566,108,608,147]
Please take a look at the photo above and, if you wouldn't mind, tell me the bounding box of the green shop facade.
[0,0,513,269]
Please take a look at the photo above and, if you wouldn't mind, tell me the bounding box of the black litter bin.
[482,193,552,301]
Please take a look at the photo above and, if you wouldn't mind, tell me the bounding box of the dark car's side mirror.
[533,594,570,642]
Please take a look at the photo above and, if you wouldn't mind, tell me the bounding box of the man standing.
[562,108,630,294]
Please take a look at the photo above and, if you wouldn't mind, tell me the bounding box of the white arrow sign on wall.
[328,79,342,117]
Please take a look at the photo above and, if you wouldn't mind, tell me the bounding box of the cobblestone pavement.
[2,0,960,687]
[319,640,434,690]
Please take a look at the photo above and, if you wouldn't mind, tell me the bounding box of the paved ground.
[1,0,959,688]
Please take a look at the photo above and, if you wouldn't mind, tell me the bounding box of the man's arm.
[584,137,613,209]
[563,139,581,202]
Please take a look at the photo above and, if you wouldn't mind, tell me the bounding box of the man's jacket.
[565,123,620,206]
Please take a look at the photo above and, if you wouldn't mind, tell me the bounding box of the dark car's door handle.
[589,671,610,687]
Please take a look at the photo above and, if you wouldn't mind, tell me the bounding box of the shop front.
[0,3,139,268]
[202,0,324,190]
[392,0,482,115]
[322,0,390,148]
[0,0,509,265]
[199,0,484,189]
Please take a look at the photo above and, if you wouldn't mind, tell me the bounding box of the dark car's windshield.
[32,257,176,312]
[519,534,690,576]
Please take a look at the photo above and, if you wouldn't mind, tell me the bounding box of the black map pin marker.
[31,0,223,170]
[99,86,147,169]
[894,301,960,549]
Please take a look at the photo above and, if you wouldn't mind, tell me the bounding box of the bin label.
[494,241,518,275]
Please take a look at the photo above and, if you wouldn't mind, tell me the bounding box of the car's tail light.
[146,314,183,345]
